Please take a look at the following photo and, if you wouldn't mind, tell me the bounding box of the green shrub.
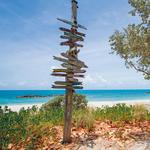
[41,94,88,111]
[94,103,133,122]
[0,106,29,149]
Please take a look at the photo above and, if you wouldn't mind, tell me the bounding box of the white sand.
[1,100,150,112]
[1,103,43,112]
[88,100,150,108]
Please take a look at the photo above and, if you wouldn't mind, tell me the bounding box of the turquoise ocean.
[0,90,150,105]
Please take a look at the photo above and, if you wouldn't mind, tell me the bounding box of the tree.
[109,0,150,79]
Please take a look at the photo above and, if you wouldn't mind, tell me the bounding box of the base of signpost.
[63,88,74,143]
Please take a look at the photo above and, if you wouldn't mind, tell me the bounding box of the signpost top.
[72,0,78,25]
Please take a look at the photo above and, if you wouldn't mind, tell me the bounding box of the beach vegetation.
[73,108,95,131]
[41,93,88,110]
[0,95,150,149]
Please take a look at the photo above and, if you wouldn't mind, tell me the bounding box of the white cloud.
[17,81,27,86]
[84,74,108,84]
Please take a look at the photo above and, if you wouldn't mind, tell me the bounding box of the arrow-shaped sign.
[57,18,87,30]
[60,41,83,47]
[59,27,85,37]
[53,69,86,74]
[63,32,84,41]
[60,35,84,42]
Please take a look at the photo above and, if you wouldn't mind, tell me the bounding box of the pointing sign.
[60,35,84,42]
[51,73,67,77]
[55,81,72,86]
[57,18,87,30]
[63,32,84,41]
[60,41,83,47]
[59,27,86,37]
[53,69,86,74]
[53,56,68,63]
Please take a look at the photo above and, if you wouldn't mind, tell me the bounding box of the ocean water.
[0,90,150,105]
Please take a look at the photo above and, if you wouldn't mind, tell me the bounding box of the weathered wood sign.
[54,81,82,86]
[60,35,84,42]
[53,69,86,73]
[54,81,72,86]
[68,78,78,82]
[53,56,68,63]
[51,73,67,77]
[51,0,87,144]
[57,18,87,30]
[59,27,86,37]
[60,41,83,47]
[61,52,77,60]
[64,32,84,41]
[72,86,83,89]
[61,63,80,70]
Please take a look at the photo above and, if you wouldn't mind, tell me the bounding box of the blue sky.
[0,0,149,90]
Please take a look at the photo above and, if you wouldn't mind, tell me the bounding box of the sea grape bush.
[41,93,88,111]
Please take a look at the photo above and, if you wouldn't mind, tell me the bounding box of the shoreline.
[88,99,150,107]
[1,99,150,112]
[1,103,43,112]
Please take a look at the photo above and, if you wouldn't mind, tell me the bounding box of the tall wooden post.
[63,84,73,143]
[51,0,87,143]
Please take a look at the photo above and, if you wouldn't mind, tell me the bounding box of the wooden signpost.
[59,27,86,37]
[51,0,87,143]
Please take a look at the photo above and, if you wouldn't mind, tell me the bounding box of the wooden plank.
[77,24,87,30]
[68,78,78,82]
[61,63,81,70]
[73,86,83,89]
[61,52,76,60]
[60,35,70,40]
[72,82,82,85]
[52,85,72,89]
[67,74,74,78]
[51,73,67,77]
[60,53,88,68]
[53,56,86,68]
[55,81,72,86]
[70,58,88,68]
[53,56,68,63]
[59,27,86,37]
[72,69,86,73]
[53,69,68,73]
[64,32,84,41]
[57,18,87,30]
[74,74,84,78]
[61,41,83,47]
[60,35,84,42]
[53,69,86,74]
[60,41,73,46]
[69,60,85,68]
[54,81,82,86]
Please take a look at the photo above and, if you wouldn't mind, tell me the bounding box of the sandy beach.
[2,100,150,112]
[1,103,43,112]
[88,100,150,109]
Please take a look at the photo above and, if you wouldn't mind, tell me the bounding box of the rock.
[16,94,62,99]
